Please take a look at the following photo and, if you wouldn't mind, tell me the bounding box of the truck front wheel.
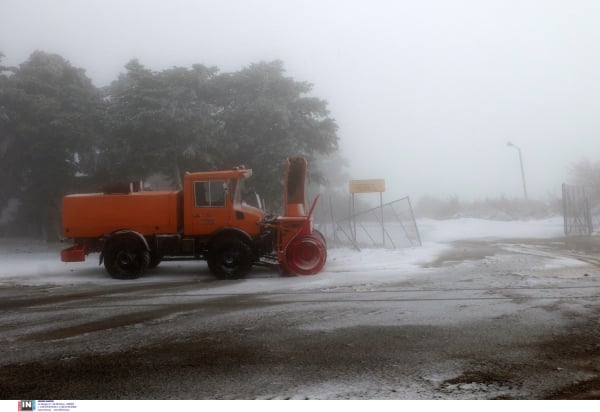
[104,238,150,279]
[207,237,253,280]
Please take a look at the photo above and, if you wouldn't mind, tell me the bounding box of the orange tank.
[62,191,181,238]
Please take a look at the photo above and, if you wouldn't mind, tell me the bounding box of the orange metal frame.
[265,195,320,265]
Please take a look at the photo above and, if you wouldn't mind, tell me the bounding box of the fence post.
[562,184,566,235]
[407,196,422,246]
[328,195,337,245]
[380,192,385,247]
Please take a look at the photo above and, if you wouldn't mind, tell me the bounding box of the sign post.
[349,179,386,247]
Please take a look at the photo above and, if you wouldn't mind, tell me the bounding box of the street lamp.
[506,141,528,200]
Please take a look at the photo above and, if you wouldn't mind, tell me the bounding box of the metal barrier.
[562,183,600,235]
[313,195,421,249]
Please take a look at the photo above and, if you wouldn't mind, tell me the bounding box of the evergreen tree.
[0,51,103,238]
[0,53,340,238]
[98,60,221,184]
[99,59,339,210]
[213,61,338,209]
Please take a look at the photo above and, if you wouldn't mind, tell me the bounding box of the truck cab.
[182,167,264,237]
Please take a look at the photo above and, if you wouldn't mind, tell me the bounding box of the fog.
[2,0,599,202]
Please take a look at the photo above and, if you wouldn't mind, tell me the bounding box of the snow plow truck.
[60,157,327,279]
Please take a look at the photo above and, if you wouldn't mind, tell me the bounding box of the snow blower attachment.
[261,157,327,275]
[60,156,327,279]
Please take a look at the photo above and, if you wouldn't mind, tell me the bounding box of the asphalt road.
[1,238,599,399]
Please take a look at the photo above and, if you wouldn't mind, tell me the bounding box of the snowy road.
[1,218,600,399]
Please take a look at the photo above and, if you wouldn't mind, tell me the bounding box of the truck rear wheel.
[104,238,150,279]
[207,237,253,280]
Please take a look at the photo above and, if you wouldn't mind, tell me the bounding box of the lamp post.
[506,141,528,200]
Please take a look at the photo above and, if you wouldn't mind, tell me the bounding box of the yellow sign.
[349,179,385,193]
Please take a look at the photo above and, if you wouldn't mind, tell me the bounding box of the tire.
[285,234,327,275]
[104,237,150,279]
[207,237,253,280]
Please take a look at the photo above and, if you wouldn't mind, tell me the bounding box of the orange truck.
[60,157,327,279]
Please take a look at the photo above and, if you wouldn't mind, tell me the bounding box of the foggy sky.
[2,0,600,202]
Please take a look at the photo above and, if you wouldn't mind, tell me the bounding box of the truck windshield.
[230,178,243,204]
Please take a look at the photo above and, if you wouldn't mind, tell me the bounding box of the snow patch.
[417,217,563,242]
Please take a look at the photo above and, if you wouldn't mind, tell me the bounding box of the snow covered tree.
[0,51,103,238]
[213,60,338,209]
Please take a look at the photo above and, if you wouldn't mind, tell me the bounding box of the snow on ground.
[0,217,567,288]
[417,216,564,242]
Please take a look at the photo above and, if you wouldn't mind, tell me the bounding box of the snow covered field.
[0,216,568,287]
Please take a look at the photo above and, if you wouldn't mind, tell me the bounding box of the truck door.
[191,180,229,234]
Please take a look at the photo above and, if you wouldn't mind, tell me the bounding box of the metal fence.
[312,195,421,249]
[562,183,600,235]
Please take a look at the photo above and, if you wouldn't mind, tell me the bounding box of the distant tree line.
[0,51,339,239]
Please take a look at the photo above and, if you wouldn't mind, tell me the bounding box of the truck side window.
[194,180,226,207]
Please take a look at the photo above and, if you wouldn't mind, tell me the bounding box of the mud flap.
[60,245,87,262]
